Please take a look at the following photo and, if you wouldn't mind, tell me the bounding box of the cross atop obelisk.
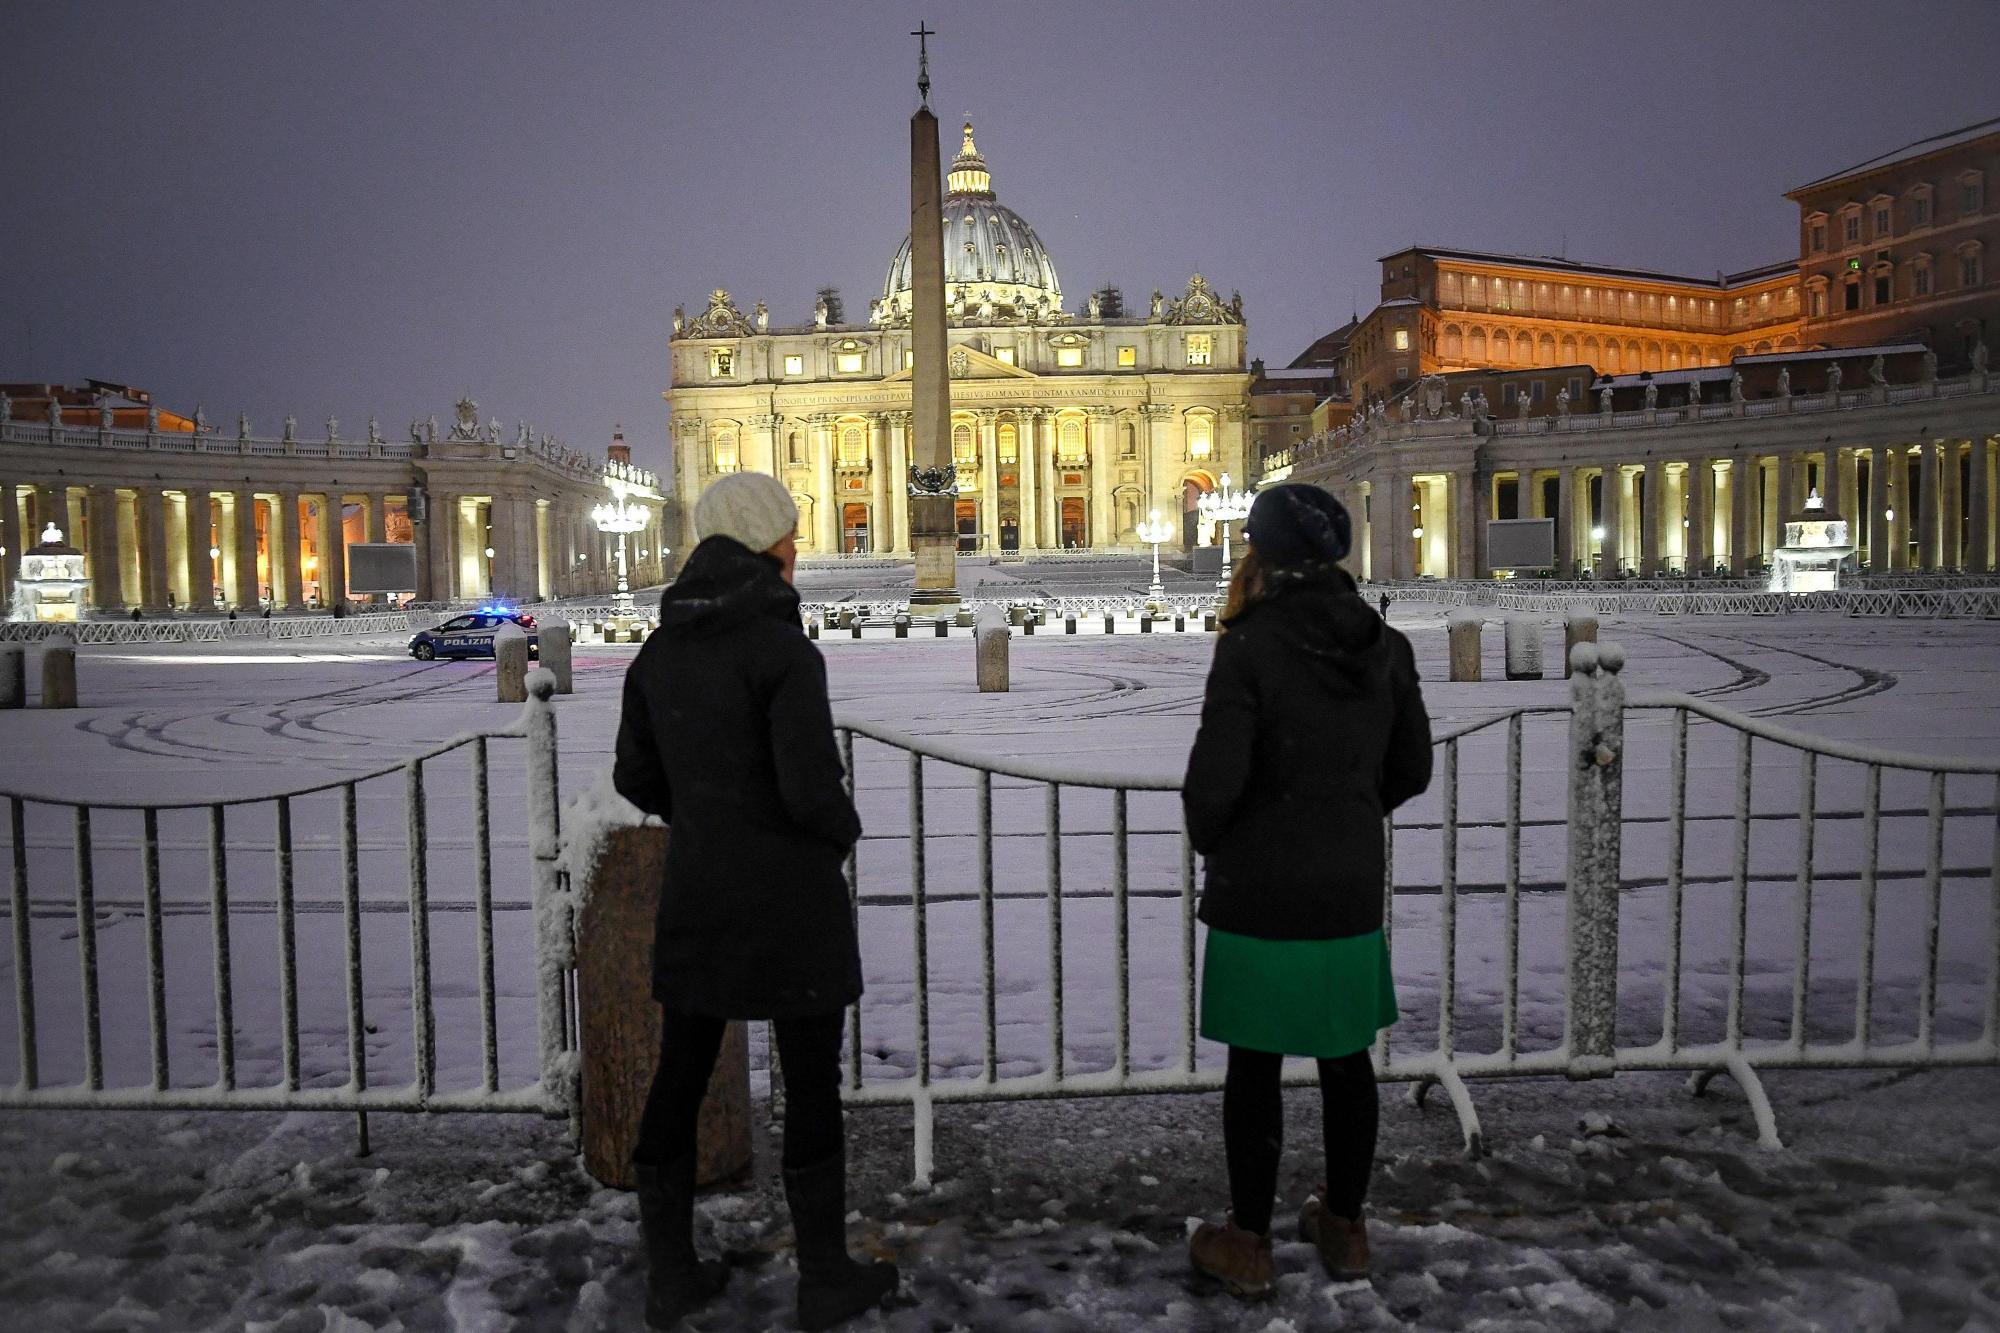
[911,21,934,108]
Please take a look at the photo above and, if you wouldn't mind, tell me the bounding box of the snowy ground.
[3,601,1998,1329]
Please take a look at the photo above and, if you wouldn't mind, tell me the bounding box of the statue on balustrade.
[1555,387,1570,417]
[1776,368,1791,397]
[1643,381,1657,410]
[1729,371,1744,402]
[1826,362,1842,395]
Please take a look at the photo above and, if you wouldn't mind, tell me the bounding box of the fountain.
[1768,489,1856,593]
[10,524,90,622]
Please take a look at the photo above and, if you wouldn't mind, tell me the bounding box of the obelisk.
[906,22,959,609]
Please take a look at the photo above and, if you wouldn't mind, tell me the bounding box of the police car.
[408,608,539,661]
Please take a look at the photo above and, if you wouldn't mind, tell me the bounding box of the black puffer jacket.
[613,536,863,1018]
[1183,564,1431,941]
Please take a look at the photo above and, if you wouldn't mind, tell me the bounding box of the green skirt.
[1199,926,1398,1059]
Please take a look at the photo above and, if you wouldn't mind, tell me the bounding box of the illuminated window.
[1186,334,1212,367]
[836,352,864,374]
[709,349,734,378]
[995,345,1015,365]
[1055,345,1084,368]
[838,425,866,465]
[787,431,804,464]
[1186,414,1213,460]
[1393,328,1410,351]
[998,423,1018,463]
[710,430,738,472]
[904,350,914,369]
[784,354,804,376]
[953,422,975,464]
[1117,345,1136,367]
[1057,418,1084,462]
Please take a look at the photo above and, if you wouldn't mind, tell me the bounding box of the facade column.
[0,483,20,607]
[869,414,892,554]
[1730,453,1754,576]
[1016,409,1039,552]
[1916,440,1939,570]
[889,413,912,556]
[751,413,780,477]
[1087,409,1113,548]
[812,418,837,554]
[1641,459,1665,575]
[1686,459,1711,576]
[185,488,216,612]
[233,492,261,607]
[276,490,306,610]
[1556,466,1577,577]
[1967,437,1992,574]
[86,487,124,610]
[140,489,171,612]
[1140,407,1170,550]
[1047,413,1067,548]
[977,410,1000,552]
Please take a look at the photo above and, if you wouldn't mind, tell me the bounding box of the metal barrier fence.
[828,641,1999,1182]
[0,676,571,1131]
[0,612,432,644]
[1378,583,2000,619]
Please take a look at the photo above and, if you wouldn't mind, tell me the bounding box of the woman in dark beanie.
[1183,482,1432,1295]
[613,471,897,1330]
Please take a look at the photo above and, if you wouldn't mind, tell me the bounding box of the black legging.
[1223,1045,1378,1235]
[634,1009,845,1171]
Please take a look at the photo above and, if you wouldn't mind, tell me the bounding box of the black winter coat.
[613,536,863,1018]
[1183,564,1432,941]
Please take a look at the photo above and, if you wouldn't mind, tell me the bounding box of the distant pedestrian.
[1182,483,1433,1296]
[614,471,897,1331]
[1378,591,1391,620]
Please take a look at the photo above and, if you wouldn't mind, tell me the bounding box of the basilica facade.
[663,124,1253,557]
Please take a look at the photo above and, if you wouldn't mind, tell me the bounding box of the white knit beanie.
[694,472,799,552]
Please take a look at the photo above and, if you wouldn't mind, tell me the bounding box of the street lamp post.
[591,498,649,620]
[1195,472,1253,590]
[1135,508,1175,606]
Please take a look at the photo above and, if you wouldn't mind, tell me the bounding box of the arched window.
[710,429,738,473]
[1186,414,1213,460]
[998,422,1018,463]
[1443,324,1464,359]
[1559,334,1578,364]
[1602,341,1620,373]
[1644,342,1663,372]
[1120,421,1137,457]
[838,424,866,466]
[1467,328,1487,361]
[786,431,804,465]
[1057,418,1084,462]
[1537,333,1556,366]
[1581,335,1600,368]
[953,421,975,464]
[1492,330,1512,364]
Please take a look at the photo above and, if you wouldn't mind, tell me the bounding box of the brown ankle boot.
[1299,1195,1370,1280]
[1188,1216,1275,1297]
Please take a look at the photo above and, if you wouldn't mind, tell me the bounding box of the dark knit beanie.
[1242,483,1352,569]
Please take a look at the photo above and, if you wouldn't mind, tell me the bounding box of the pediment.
[883,343,1037,382]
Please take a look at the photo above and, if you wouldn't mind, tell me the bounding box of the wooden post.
[578,823,752,1190]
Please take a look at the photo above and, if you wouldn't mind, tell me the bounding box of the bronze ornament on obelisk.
[905,21,959,609]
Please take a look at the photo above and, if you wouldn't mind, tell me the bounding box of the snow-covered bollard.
[1447,609,1484,682]
[975,606,1010,692]
[564,783,752,1189]
[539,621,574,695]
[0,646,24,709]
[494,622,529,703]
[39,634,78,708]
[1564,639,1625,1078]
[1504,616,1544,681]
[893,613,910,639]
[1203,610,1217,633]
[1564,612,1598,679]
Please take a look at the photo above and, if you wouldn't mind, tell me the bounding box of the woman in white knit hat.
[613,471,897,1329]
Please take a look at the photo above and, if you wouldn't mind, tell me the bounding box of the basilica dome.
[880,122,1062,321]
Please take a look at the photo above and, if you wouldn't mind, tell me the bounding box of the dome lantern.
[947,121,993,198]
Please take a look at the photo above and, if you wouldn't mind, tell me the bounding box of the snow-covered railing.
[0,612,435,644]
[826,642,1999,1182]
[0,676,573,1137]
[1366,583,2000,619]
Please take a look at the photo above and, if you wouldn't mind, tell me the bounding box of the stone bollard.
[975,607,1010,692]
[808,621,819,640]
[1447,610,1484,682]
[1022,611,1036,635]
[1563,612,1598,678]
[0,646,24,709]
[1174,614,1186,633]
[850,618,862,639]
[576,820,751,1189]
[1503,616,1544,681]
[539,621,574,695]
[894,613,910,639]
[39,634,78,709]
[1203,611,1218,633]
[1103,613,1116,635]
[933,617,949,638]
[1139,612,1153,634]
[1008,605,1029,627]
[494,623,529,702]
[954,609,974,628]
[837,608,855,631]
[1065,614,1077,635]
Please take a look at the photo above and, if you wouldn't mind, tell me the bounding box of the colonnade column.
[1774,451,1796,534]
[320,493,347,607]
[1916,441,1940,570]
[87,487,124,610]
[1372,472,1402,581]
[185,489,215,611]
[141,490,171,612]
[1087,408,1113,548]
[1830,448,1855,526]
[1462,469,1485,579]
[1641,460,1665,575]
[1685,459,1711,576]
[0,483,20,606]
[1730,453,1754,576]
[1968,437,1993,574]
[234,492,261,607]
[1016,409,1038,553]
[1867,445,1890,570]
[889,413,912,556]
[272,490,302,610]
[367,493,388,544]
[870,415,892,555]
[977,410,1000,552]
[1940,440,1963,567]
[39,485,73,541]
[1555,467,1577,577]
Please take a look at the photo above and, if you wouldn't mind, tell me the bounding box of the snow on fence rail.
[1376,582,2000,619]
[0,674,572,1132]
[827,641,1999,1181]
[0,612,433,644]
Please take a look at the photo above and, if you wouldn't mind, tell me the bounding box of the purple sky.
[7,1,1997,474]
